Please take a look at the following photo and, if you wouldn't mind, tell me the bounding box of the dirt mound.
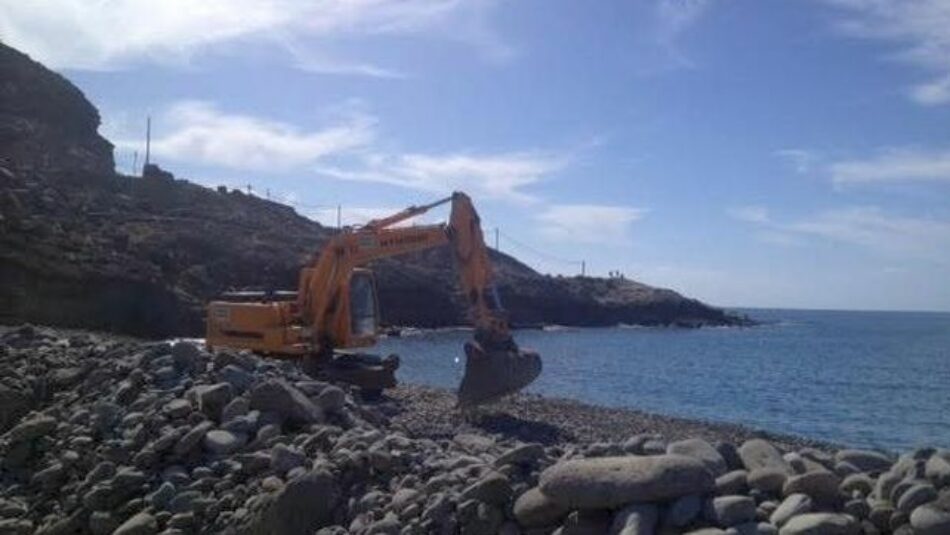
[0,42,747,337]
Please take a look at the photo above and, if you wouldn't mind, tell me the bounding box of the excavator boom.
[206,192,541,406]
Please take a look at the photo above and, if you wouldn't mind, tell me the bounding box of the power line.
[496,229,584,267]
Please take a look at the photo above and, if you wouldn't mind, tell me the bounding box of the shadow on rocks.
[469,411,572,445]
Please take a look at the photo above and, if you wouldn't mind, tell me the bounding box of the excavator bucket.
[457,339,543,407]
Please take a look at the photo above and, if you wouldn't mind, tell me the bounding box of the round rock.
[783,471,841,505]
[897,483,937,513]
[911,501,950,535]
[748,467,788,494]
[706,495,756,527]
[668,438,728,477]
[610,503,658,535]
[834,450,892,474]
[739,439,790,473]
[203,430,244,455]
[770,493,813,527]
[778,512,858,535]
[513,487,571,528]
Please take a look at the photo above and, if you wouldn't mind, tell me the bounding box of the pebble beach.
[1,325,949,534]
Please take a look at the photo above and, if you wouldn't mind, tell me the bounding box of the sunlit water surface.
[377,309,950,451]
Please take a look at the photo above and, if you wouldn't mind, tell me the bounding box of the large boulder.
[770,494,813,527]
[244,470,339,535]
[778,513,858,535]
[834,450,892,474]
[925,455,950,488]
[0,385,32,433]
[538,454,714,509]
[195,383,233,421]
[911,492,950,535]
[897,482,937,513]
[5,415,56,443]
[739,439,791,473]
[668,438,728,477]
[783,471,841,506]
[513,487,571,528]
[112,512,157,535]
[249,380,323,426]
[706,495,756,527]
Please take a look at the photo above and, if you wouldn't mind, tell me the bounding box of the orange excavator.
[205,192,542,406]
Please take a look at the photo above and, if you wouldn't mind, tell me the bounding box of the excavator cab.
[348,269,379,341]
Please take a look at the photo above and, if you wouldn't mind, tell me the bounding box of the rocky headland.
[1,326,949,535]
[0,41,748,339]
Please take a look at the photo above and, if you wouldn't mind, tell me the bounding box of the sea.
[376,308,950,452]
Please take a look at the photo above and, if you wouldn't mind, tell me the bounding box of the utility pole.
[131,151,138,176]
[265,188,270,201]
[581,261,586,277]
[336,204,342,229]
[246,184,252,195]
[144,116,151,167]
[494,227,499,251]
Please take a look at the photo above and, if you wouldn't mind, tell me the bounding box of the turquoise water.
[377,309,950,451]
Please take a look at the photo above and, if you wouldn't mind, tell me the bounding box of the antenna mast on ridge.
[144,116,151,169]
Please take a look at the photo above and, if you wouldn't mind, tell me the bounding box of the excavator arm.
[298,192,510,348]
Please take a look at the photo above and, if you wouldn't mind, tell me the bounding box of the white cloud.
[0,0,510,74]
[317,151,566,202]
[822,0,950,105]
[535,204,647,245]
[107,100,567,201]
[656,0,715,41]
[727,205,770,224]
[910,74,950,105]
[775,148,818,174]
[652,0,717,68]
[829,146,950,184]
[787,207,950,260]
[732,204,950,262]
[111,100,374,171]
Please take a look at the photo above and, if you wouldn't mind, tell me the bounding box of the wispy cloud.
[821,0,950,105]
[106,99,569,201]
[775,148,819,174]
[0,0,510,74]
[111,100,375,171]
[727,205,770,224]
[788,206,950,260]
[535,204,647,245]
[652,0,717,68]
[317,151,567,203]
[731,204,950,262]
[828,146,950,185]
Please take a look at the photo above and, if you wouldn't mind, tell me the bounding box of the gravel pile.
[1,325,948,534]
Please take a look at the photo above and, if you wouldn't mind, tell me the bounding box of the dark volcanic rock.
[0,43,114,176]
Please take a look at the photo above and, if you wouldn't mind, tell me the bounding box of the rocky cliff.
[0,42,747,337]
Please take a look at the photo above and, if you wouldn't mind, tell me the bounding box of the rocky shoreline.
[1,326,948,534]
[387,385,834,453]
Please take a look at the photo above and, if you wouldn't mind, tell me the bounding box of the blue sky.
[3,0,949,311]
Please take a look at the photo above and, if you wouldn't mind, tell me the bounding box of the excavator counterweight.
[206,192,542,407]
